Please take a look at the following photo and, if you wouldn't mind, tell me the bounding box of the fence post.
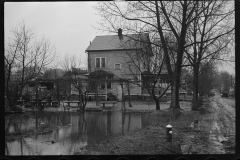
[166,124,172,142]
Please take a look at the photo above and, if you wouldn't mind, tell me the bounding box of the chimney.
[118,28,123,40]
[90,41,91,45]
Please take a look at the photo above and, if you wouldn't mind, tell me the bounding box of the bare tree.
[183,1,234,110]
[61,54,93,110]
[4,21,57,109]
[198,62,218,96]
[94,1,214,110]
[61,54,81,100]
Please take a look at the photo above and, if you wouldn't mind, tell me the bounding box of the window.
[101,58,106,68]
[95,57,106,68]
[96,58,100,68]
[114,63,121,70]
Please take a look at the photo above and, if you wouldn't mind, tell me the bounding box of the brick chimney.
[118,28,123,40]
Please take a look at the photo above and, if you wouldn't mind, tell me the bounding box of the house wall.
[87,50,144,97]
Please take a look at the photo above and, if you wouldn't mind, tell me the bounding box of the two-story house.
[85,29,153,101]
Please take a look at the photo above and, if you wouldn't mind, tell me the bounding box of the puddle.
[5,111,154,155]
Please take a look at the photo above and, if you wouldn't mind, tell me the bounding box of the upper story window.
[114,63,121,70]
[95,57,106,68]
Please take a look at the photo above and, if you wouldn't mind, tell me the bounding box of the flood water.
[5,110,154,155]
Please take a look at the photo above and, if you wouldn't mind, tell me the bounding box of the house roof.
[85,33,151,52]
[89,69,113,77]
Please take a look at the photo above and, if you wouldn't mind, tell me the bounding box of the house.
[85,28,168,101]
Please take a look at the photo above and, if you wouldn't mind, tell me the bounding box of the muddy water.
[5,111,154,155]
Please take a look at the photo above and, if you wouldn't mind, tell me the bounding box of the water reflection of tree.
[5,115,36,155]
[5,142,9,155]
[127,113,131,133]
[107,112,111,136]
[122,112,125,134]
[78,112,87,134]
[5,116,11,155]
[67,112,88,154]
[121,112,132,134]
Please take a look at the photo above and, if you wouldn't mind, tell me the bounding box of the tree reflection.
[5,114,36,155]
[122,112,125,134]
[5,142,9,155]
[107,112,111,135]
[128,113,131,132]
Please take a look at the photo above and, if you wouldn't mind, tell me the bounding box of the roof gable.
[86,33,151,52]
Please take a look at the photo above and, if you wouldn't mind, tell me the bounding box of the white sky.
[4,2,109,69]
[4,2,235,75]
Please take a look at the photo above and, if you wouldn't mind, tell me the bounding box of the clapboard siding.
[88,50,142,96]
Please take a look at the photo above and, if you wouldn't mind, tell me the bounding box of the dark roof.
[89,70,113,78]
[85,33,151,52]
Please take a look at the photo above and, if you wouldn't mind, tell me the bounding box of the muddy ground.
[73,95,235,155]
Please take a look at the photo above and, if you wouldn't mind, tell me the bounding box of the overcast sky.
[4,2,109,69]
[4,2,235,75]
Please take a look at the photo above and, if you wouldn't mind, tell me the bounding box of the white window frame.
[114,63,121,70]
[95,57,106,68]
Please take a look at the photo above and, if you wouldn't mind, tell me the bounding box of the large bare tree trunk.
[192,65,199,110]
[154,98,160,110]
[170,80,180,109]
[170,41,185,109]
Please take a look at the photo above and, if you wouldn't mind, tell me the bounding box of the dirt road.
[179,89,235,154]
[202,90,235,154]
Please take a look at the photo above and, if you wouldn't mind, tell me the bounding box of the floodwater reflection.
[5,110,154,155]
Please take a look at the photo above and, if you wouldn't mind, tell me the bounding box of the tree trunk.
[154,98,160,110]
[36,83,39,109]
[82,93,87,109]
[192,65,199,111]
[169,65,183,109]
[56,81,59,101]
[170,75,181,109]
[121,82,126,111]
[127,81,132,107]
[78,91,81,108]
